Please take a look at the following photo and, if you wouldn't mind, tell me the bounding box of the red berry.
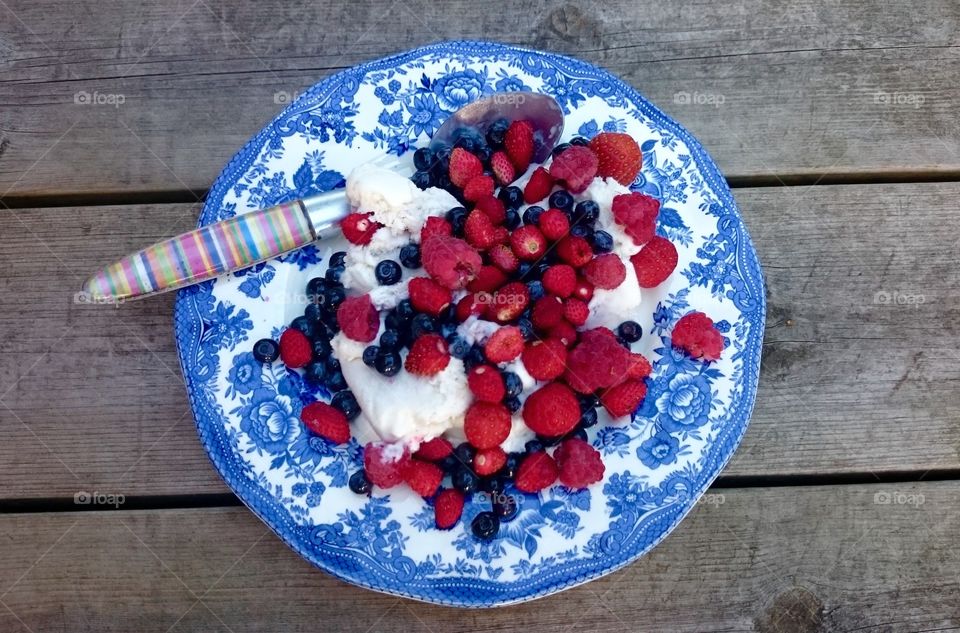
[550,146,599,194]
[625,352,652,379]
[415,436,454,461]
[509,225,547,261]
[630,236,678,288]
[612,192,659,246]
[548,320,579,348]
[420,216,453,242]
[542,264,577,298]
[491,226,510,245]
[504,120,535,173]
[556,236,594,267]
[278,328,312,368]
[473,446,508,476]
[563,298,590,326]
[484,326,524,363]
[464,402,512,449]
[403,459,444,497]
[463,174,495,202]
[434,488,465,529]
[405,333,451,376]
[408,277,452,316]
[583,253,626,289]
[487,281,530,323]
[600,379,647,418]
[465,209,498,250]
[421,235,482,290]
[456,292,487,322]
[488,243,519,273]
[341,212,381,245]
[672,312,724,361]
[531,295,564,330]
[573,277,594,302]
[555,438,605,488]
[364,441,411,488]
[336,294,380,343]
[490,151,516,186]
[521,339,568,381]
[563,328,631,394]
[448,147,483,188]
[468,364,506,403]
[466,265,508,293]
[300,401,350,444]
[523,166,554,204]
[474,196,506,225]
[590,132,642,185]
[522,382,580,437]
[538,208,570,241]
[514,451,559,493]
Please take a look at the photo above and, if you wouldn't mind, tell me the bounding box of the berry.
[524,439,545,454]
[374,350,402,376]
[521,339,568,381]
[583,253,627,289]
[279,328,312,368]
[487,282,530,323]
[456,292,487,321]
[672,312,724,361]
[522,205,545,226]
[499,185,524,210]
[514,451,559,493]
[548,190,575,214]
[493,493,519,520]
[503,371,523,397]
[600,379,648,417]
[556,236,594,267]
[504,120,535,172]
[486,118,509,147]
[399,243,421,268]
[468,365,506,402]
[311,336,332,360]
[531,295,565,330]
[523,167,554,203]
[490,151,517,185]
[379,328,402,351]
[612,192,659,246]
[434,488,465,529]
[454,442,476,466]
[409,313,438,339]
[552,142,572,157]
[403,459,444,497]
[570,136,590,147]
[453,467,479,494]
[475,195,507,224]
[505,396,522,413]
[484,326,524,363]
[375,260,402,285]
[522,382,581,437]
[573,200,600,225]
[321,286,346,311]
[341,212,381,245]
[252,338,280,363]
[328,251,347,268]
[563,328,632,393]
[538,208,570,241]
[466,266,508,293]
[573,278,595,302]
[589,132,642,185]
[504,209,521,230]
[579,407,599,428]
[413,147,435,171]
[325,265,345,285]
[408,277,453,316]
[563,298,590,326]
[463,174,495,202]
[421,235,482,290]
[542,264,577,298]
[300,401,350,444]
[549,320,578,348]
[550,146,598,193]
[349,470,372,495]
[471,511,501,540]
[445,206,468,233]
[473,446,507,476]
[617,320,643,342]
[291,315,315,338]
[590,229,614,253]
[464,209,498,250]
[489,243,519,273]
[526,279,545,301]
[464,402,512,449]
[630,235,678,288]
[555,438,605,488]
[509,225,547,261]
[411,170,432,189]
[415,436,455,461]
[421,217,453,243]
[626,352,652,379]
[450,337,471,359]
[448,147,484,188]
[363,441,410,488]
[405,333,451,376]
[336,294,380,343]
[331,390,360,420]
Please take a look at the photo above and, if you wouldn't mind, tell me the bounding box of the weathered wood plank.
[0,483,956,631]
[1,0,958,198]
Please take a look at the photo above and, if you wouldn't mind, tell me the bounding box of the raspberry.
[523,166,554,204]
[542,264,577,298]
[625,352,652,379]
[456,292,487,321]
[531,295,564,330]
[514,451,559,493]
[415,436,454,461]
[434,488,465,529]
[522,382,580,437]
[300,402,350,444]
[364,441,411,488]
[278,328,312,368]
[672,312,724,361]
[557,235,594,267]
[403,459,444,497]
[488,243,519,273]
[521,339,568,381]
[420,216,453,242]
[465,209,497,250]
[564,328,631,393]
[464,402,512,449]
[405,333,451,376]
[550,146,599,194]
[408,277,452,316]
[600,379,647,417]
[549,320,579,348]
[473,446,507,476]
[468,364,506,402]
[421,235,482,290]
[555,438,605,488]
[509,225,547,261]
[487,281,530,323]
[484,326,524,363]
[563,298,590,326]
[474,196,506,225]
[573,277,594,302]
[491,226,510,245]
[463,174,495,202]
[490,151,516,186]
[504,120,535,173]
[448,147,483,188]
[336,294,380,343]
[583,253,626,289]
[466,265,508,293]
[589,132,642,185]
[630,235,678,288]
[538,208,570,241]
[612,192,659,246]
[341,212,381,245]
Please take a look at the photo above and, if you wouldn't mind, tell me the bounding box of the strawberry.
[465,209,498,250]
[408,277,452,316]
[531,295,564,330]
[600,379,647,418]
[420,216,453,242]
[556,236,594,267]
[563,328,631,394]
[463,174,495,202]
[555,438,605,488]
[474,196,507,225]
[434,488,465,529]
[514,451,559,493]
[583,253,626,289]
[405,333,451,376]
[538,208,570,241]
[490,151,517,185]
[364,441,411,488]
[456,292,487,321]
[548,320,579,348]
[487,281,529,323]
[509,225,547,261]
[625,352,652,380]
[415,436,454,461]
[484,326,524,363]
[672,312,724,361]
[563,298,590,326]
[464,401,512,449]
[300,402,350,444]
[589,132,642,185]
[542,264,577,298]
[630,235,678,288]
[491,226,510,245]
[403,459,444,497]
[341,212,381,245]
[522,382,581,437]
[523,166,554,204]
[611,192,659,246]
[468,364,506,403]
[573,277,594,302]
[336,294,380,343]
[504,120,535,173]
[421,235,482,290]
[489,243,519,273]
[278,328,312,368]
[549,146,599,193]
[473,446,507,476]
[521,339,568,381]
[466,265,508,293]
[448,147,483,188]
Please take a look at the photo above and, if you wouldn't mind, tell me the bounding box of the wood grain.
[0,482,956,631]
[1,0,959,198]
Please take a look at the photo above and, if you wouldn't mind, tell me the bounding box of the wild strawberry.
[408,277,452,316]
[463,174,495,202]
[300,402,350,444]
[456,292,488,321]
[538,208,570,241]
[434,488,465,529]
[405,333,451,376]
[364,441,411,488]
[484,326,524,363]
[504,120,535,173]
[473,446,508,476]
[600,379,647,418]
[521,339,568,381]
[448,147,483,188]
[403,459,444,497]
[491,226,510,245]
[464,401,512,449]
[542,264,577,298]
[468,364,506,403]
[465,209,498,250]
[522,382,580,437]
[548,320,578,348]
[611,192,659,246]
[489,243,519,273]
[466,265,508,293]
[531,295,564,330]
[630,235,678,288]
[573,277,594,302]
[415,436,454,461]
[563,328,631,394]
[555,438,605,488]
[421,235,482,290]
[341,212,381,245]
[550,146,599,193]
[672,312,724,361]
[589,132,642,185]
[487,281,529,323]
[490,151,517,185]
[278,328,312,368]
[556,236,594,267]
[563,298,590,326]
[420,216,452,242]
[514,451,559,493]
[509,225,547,261]
[583,253,626,289]
[523,166,554,203]
[336,294,380,343]
[474,196,506,225]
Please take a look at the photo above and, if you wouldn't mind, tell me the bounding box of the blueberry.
[410,313,437,339]
[464,344,485,370]
[551,142,573,157]
[447,207,468,236]
[516,262,534,280]
[374,350,401,377]
[327,357,341,374]
[479,477,504,494]
[384,311,406,332]
[570,224,592,239]
[549,190,574,213]
[304,361,326,384]
[570,136,590,147]
[375,260,402,286]
[579,408,598,429]
[304,302,324,326]
[524,439,545,454]
[471,511,500,540]
[503,209,521,230]
[590,229,614,253]
[574,200,600,225]
[498,185,524,210]
[453,136,480,153]
[362,345,380,367]
[439,455,459,473]
[327,371,348,392]
[453,466,478,494]
[311,336,332,360]
[501,453,523,479]
[540,434,565,447]
[328,251,347,268]
[435,172,452,190]
[348,470,372,495]
[617,320,643,343]
[516,317,534,341]
[486,118,509,148]
[568,428,589,442]
[493,494,519,521]
[526,280,545,302]
[579,393,600,412]
[454,442,476,466]
[413,147,435,171]
[475,145,492,164]
[505,396,522,413]
[395,299,415,320]
[291,315,314,338]
[325,265,345,285]
[522,205,544,226]
[306,277,327,301]
[376,329,398,351]
[411,170,432,190]
[502,371,523,397]
[449,336,471,359]
[399,243,421,269]
[440,322,458,342]
[332,390,361,420]
[252,338,280,363]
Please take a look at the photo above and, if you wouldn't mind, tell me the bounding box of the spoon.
[81,92,563,303]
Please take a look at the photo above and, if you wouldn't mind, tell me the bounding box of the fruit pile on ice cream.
[250,117,724,540]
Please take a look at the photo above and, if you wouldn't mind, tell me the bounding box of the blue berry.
[375,260,402,285]
[516,317,534,341]
[362,345,379,367]
[505,396,521,413]
[399,243,421,268]
[471,511,500,540]
[306,277,328,300]
[304,302,323,325]
[395,299,415,320]
[524,439,545,454]
[501,453,523,479]
[526,280,545,302]
[522,205,544,226]
[475,145,492,164]
[568,428,589,442]
[498,185,524,210]
[379,329,401,351]
[454,443,476,466]
[617,320,643,343]
[493,494,519,521]
[348,470,371,495]
[325,265,345,285]
[327,371,347,392]
[332,390,360,420]
[290,315,314,338]
[463,344,485,370]
[502,372,523,397]
[449,337,471,359]
[570,136,590,147]
[311,336,332,359]
[453,466,479,494]
[551,142,572,157]
[574,200,600,225]
[549,190,574,213]
[411,170,432,189]
[374,350,402,377]
[413,147,435,171]
[486,118,509,148]
[317,286,345,312]
[504,209,521,230]
[516,262,534,279]
[570,224,592,239]
[328,251,347,268]
[590,229,614,253]
[579,394,600,412]
[252,338,279,363]
[579,408,598,429]
[479,477,505,494]
[304,361,326,384]
[439,455,459,473]
[410,313,437,339]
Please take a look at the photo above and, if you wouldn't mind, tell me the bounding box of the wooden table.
[2,1,959,630]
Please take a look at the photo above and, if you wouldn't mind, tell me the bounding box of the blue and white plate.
[174,40,764,607]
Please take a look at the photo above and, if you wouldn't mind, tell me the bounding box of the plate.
[174,40,765,607]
